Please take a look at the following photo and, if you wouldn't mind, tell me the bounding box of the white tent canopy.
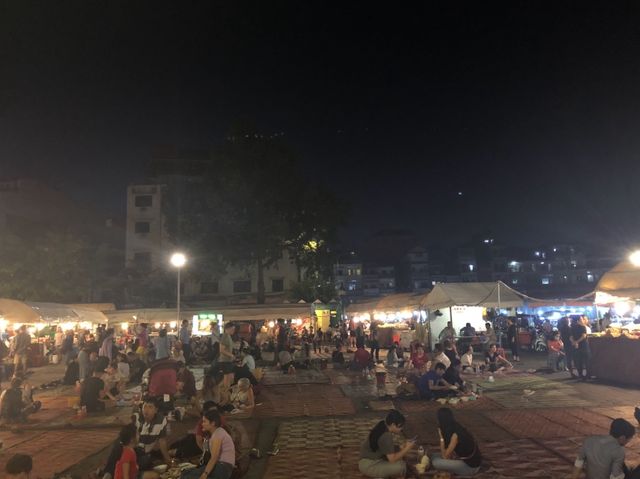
[422,281,524,311]
[0,298,110,325]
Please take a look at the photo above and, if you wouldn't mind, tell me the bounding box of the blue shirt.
[179,326,191,345]
[155,336,170,360]
[418,371,440,397]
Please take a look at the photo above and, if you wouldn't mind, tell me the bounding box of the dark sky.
[2,3,640,252]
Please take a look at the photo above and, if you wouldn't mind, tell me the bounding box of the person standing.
[61,330,75,365]
[54,326,65,356]
[155,329,170,360]
[13,325,31,375]
[218,323,236,388]
[571,418,635,479]
[439,321,456,344]
[99,328,115,361]
[571,316,591,381]
[179,320,191,364]
[136,324,149,361]
[370,330,380,363]
[558,317,575,377]
[506,318,519,362]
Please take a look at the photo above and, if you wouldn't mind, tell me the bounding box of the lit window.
[468,264,475,272]
[512,279,518,285]
[587,274,595,283]
[541,277,550,285]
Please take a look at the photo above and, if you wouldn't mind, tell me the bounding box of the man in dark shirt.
[0,377,41,423]
[418,362,454,400]
[571,316,591,380]
[443,359,466,391]
[81,366,107,412]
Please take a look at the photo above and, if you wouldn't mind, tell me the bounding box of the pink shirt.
[211,427,236,465]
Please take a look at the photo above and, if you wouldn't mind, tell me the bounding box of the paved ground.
[1,350,639,478]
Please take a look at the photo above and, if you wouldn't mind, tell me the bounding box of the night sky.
[2,3,640,252]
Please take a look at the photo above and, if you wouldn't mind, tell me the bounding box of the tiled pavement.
[5,354,640,478]
[259,364,640,479]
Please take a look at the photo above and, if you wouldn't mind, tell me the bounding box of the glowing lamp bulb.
[630,250,640,267]
[170,252,187,268]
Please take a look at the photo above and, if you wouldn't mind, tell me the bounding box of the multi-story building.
[491,244,615,297]
[405,247,430,291]
[125,147,302,303]
[362,264,396,296]
[334,253,363,297]
[126,184,167,271]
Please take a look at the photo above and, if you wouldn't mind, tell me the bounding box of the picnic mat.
[395,396,501,414]
[254,384,355,418]
[478,438,574,478]
[261,367,330,385]
[264,417,406,479]
[0,428,118,478]
[483,410,589,438]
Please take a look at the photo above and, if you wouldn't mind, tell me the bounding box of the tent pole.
[497,282,502,312]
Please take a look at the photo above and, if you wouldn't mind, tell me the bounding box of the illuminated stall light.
[386,313,396,321]
[154,322,161,329]
[170,321,177,329]
[121,322,129,331]
[27,327,36,335]
[192,316,199,335]
[401,311,412,319]
[0,319,7,331]
[268,320,275,328]
[373,312,386,321]
[13,323,22,330]
[79,322,92,330]
[35,323,46,331]
[615,302,631,316]
[62,322,75,331]
[421,311,427,320]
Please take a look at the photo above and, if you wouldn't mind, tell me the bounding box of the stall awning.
[105,304,312,324]
[596,260,640,302]
[0,298,110,324]
[422,282,524,310]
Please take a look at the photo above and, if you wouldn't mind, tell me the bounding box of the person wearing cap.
[5,453,33,478]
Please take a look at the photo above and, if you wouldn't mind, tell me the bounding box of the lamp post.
[170,252,187,324]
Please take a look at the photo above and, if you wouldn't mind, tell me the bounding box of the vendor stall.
[346,293,428,348]
[589,260,640,385]
[422,282,524,349]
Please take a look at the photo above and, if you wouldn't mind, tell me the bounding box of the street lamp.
[630,250,640,267]
[170,252,187,324]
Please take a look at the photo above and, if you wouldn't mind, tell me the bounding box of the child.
[547,332,565,371]
[112,423,159,479]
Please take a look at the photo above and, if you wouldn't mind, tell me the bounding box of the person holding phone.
[432,407,482,476]
[358,409,415,478]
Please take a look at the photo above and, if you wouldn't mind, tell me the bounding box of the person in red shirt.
[352,339,372,371]
[410,345,428,370]
[114,424,159,479]
[547,332,565,371]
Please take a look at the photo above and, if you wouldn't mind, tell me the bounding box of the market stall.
[421,281,524,349]
[589,260,640,385]
[0,298,110,366]
[346,293,428,348]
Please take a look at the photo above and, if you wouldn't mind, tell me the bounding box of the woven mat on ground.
[478,438,573,477]
[323,369,359,385]
[0,428,118,478]
[261,367,330,385]
[592,405,638,423]
[273,417,405,449]
[340,382,398,398]
[537,408,609,436]
[368,399,395,411]
[483,410,588,438]
[254,384,355,418]
[486,386,593,409]
[395,396,501,414]
[263,447,363,479]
